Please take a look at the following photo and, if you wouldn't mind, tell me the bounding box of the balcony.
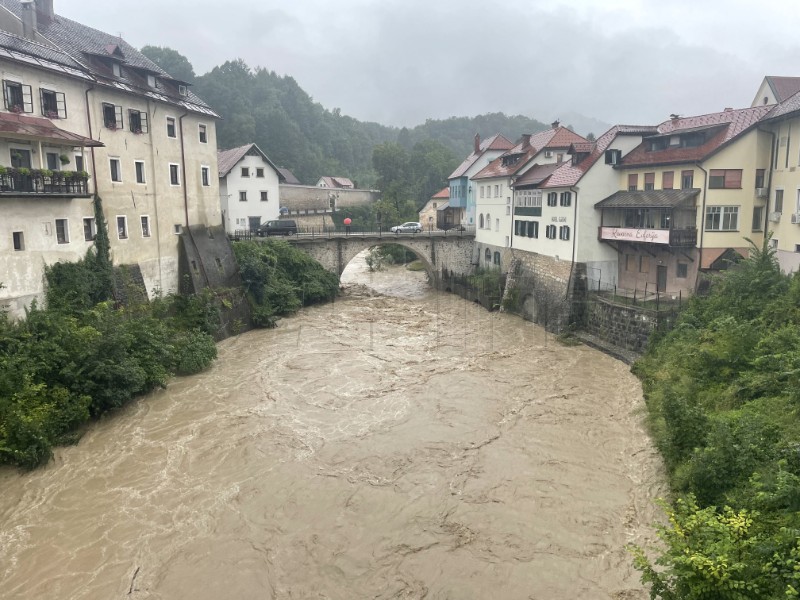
[0,169,90,197]
[599,226,697,248]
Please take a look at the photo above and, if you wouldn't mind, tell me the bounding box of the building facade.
[0,0,220,316]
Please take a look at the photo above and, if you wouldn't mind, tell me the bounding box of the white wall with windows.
[219,152,282,234]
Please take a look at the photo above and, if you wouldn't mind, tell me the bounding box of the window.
[117,216,128,239]
[256,167,264,178]
[479,214,484,228]
[46,152,59,171]
[660,211,671,229]
[487,214,491,229]
[128,109,148,134]
[166,116,176,138]
[83,217,95,241]
[680,132,705,147]
[752,206,763,231]
[141,215,151,238]
[75,155,84,172]
[755,169,765,188]
[241,167,250,178]
[201,166,210,187]
[198,124,207,143]
[662,171,674,190]
[239,191,247,202]
[112,63,122,77]
[484,248,491,265]
[708,169,742,189]
[109,158,121,182]
[775,189,784,213]
[55,218,69,244]
[102,102,122,129]
[626,255,636,272]
[494,185,499,197]
[545,224,557,239]
[174,224,183,234]
[135,160,146,184]
[705,206,739,231]
[559,225,570,240]
[12,231,24,251]
[644,172,655,191]
[506,205,510,216]
[604,149,621,165]
[40,88,65,118]
[639,256,650,273]
[147,74,157,88]
[528,221,538,238]
[546,192,557,207]
[493,251,500,266]
[628,174,638,191]
[677,262,688,278]
[260,191,268,202]
[559,191,572,207]
[3,80,32,113]
[495,218,499,231]
[681,170,694,189]
[169,163,180,186]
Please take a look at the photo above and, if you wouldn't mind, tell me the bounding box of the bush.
[173,329,217,375]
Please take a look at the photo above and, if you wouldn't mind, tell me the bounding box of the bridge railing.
[231,224,476,240]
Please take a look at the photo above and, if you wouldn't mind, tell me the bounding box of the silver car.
[390,221,423,233]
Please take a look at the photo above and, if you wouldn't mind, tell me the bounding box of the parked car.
[257,219,298,236]
[390,221,423,233]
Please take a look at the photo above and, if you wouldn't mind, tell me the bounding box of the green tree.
[140,45,196,82]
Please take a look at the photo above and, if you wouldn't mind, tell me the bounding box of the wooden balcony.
[0,170,90,197]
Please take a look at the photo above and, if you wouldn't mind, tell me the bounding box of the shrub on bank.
[630,239,800,598]
[233,240,338,327]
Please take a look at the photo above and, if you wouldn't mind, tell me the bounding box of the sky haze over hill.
[60,0,799,128]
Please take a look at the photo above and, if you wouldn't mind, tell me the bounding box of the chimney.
[35,0,54,26]
[21,0,37,40]
[551,120,560,129]
[521,134,532,149]
[723,107,733,112]
[474,133,481,154]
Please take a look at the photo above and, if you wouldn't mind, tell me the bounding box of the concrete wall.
[278,184,380,214]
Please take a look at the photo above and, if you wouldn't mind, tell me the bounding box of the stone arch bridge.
[280,232,476,284]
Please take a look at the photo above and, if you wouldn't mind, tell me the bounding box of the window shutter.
[140,111,149,133]
[115,105,123,128]
[2,81,9,109]
[56,92,66,118]
[22,84,33,113]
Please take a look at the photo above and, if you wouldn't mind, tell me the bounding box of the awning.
[0,112,103,147]
[595,188,699,209]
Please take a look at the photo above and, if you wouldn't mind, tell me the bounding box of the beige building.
[0,0,220,316]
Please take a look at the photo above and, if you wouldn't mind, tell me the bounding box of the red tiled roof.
[432,187,450,199]
[620,106,772,168]
[767,76,800,103]
[0,112,103,146]
[542,124,658,188]
[472,148,537,180]
[512,162,561,187]
[448,133,514,179]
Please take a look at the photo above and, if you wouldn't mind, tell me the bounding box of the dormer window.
[680,132,706,148]
[147,74,157,88]
[178,84,188,97]
[649,137,669,152]
[112,63,122,78]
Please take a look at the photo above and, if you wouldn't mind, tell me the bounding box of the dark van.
[257,219,298,236]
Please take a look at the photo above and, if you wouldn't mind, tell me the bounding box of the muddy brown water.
[0,253,666,599]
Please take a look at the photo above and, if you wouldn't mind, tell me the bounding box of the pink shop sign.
[600,227,670,244]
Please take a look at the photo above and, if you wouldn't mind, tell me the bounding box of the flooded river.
[0,253,665,599]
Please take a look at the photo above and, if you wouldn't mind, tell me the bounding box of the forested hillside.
[141,47,551,188]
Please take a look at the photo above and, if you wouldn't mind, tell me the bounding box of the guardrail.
[231,225,476,241]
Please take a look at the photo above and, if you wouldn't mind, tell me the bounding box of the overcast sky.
[58,0,799,132]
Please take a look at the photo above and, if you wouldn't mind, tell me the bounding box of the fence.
[230,224,476,241]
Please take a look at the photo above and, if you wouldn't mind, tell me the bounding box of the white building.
[0,0,221,316]
[218,143,284,234]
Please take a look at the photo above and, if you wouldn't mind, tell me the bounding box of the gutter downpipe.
[84,84,97,195]
[757,125,777,238]
[566,186,579,302]
[696,162,708,289]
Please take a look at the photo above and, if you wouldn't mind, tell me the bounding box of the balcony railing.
[0,169,90,197]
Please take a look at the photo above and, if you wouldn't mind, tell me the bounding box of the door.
[656,265,667,293]
[248,216,261,233]
[10,148,31,168]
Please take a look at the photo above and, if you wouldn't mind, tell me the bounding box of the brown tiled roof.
[472,148,537,180]
[277,167,301,185]
[448,133,514,178]
[763,89,800,122]
[511,162,561,187]
[594,189,700,209]
[318,176,354,188]
[432,187,450,199]
[619,107,772,168]
[0,111,102,146]
[217,143,283,179]
[543,124,658,188]
[766,76,800,103]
